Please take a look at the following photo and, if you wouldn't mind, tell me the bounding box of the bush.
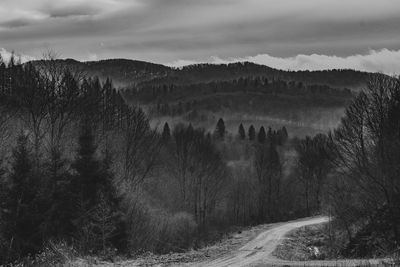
[4,241,76,267]
[124,195,156,254]
[155,212,197,253]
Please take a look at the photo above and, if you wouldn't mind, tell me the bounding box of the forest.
[0,55,399,265]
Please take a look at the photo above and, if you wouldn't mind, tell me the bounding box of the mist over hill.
[31,59,371,90]
[30,58,377,136]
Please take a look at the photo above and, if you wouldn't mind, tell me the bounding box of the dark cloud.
[46,6,100,18]
[0,18,32,28]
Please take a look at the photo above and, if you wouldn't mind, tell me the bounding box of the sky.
[0,0,400,73]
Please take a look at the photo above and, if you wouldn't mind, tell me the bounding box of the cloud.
[168,49,400,75]
[0,18,31,28]
[88,53,98,61]
[47,6,99,18]
[0,0,399,68]
[0,0,132,28]
[0,48,36,63]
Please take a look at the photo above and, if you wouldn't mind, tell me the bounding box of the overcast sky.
[1,0,400,73]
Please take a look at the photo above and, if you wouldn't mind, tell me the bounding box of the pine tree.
[267,127,273,143]
[2,133,42,258]
[258,126,266,143]
[281,126,289,143]
[162,122,171,142]
[44,148,74,239]
[71,124,125,252]
[248,125,256,141]
[214,118,226,139]
[71,123,102,205]
[238,123,246,140]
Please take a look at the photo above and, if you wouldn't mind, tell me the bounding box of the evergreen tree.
[214,118,226,139]
[2,133,42,259]
[267,127,275,145]
[44,148,74,239]
[71,123,102,205]
[71,124,125,252]
[281,126,289,143]
[238,123,246,140]
[267,127,273,140]
[258,126,266,143]
[162,122,171,142]
[248,125,256,141]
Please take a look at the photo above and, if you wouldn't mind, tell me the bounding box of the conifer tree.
[162,122,171,142]
[71,123,125,252]
[2,133,42,258]
[282,126,289,143]
[248,125,256,141]
[44,147,74,238]
[238,123,246,140]
[267,127,273,140]
[71,123,102,205]
[258,126,266,143]
[214,118,226,139]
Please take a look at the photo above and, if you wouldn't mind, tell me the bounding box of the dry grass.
[273,224,332,261]
[271,224,397,267]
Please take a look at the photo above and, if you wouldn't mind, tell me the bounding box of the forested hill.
[141,62,370,91]
[31,59,372,91]
[31,58,171,88]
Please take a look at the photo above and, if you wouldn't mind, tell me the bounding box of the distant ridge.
[29,58,374,91]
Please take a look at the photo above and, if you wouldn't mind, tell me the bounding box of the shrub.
[155,212,197,253]
[124,195,156,254]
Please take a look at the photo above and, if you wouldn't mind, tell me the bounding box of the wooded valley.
[0,55,399,265]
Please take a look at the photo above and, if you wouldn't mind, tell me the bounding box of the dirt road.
[191,216,389,267]
[81,217,391,267]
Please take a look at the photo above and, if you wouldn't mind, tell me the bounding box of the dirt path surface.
[190,216,391,267]
[192,217,331,267]
[76,217,391,267]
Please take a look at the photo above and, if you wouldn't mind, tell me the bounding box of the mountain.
[31,58,172,88]
[140,62,370,92]
[126,75,353,137]
[29,58,377,137]
[31,59,371,91]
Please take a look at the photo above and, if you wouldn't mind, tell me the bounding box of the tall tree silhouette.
[248,125,256,141]
[258,126,266,143]
[71,122,123,252]
[162,122,171,142]
[2,133,42,259]
[281,126,288,143]
[214,118,226,139]
[238,123,246,140]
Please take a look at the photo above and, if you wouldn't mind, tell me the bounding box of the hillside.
[31,58,172,88]
[141,62,370,92]
[30,58,373,137]
[125,76,353,137]
[31,59,371,91]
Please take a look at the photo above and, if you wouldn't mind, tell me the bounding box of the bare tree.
[253,143,281,222]
[39,50,86,152]
[13,63,49,166]
[169,124,197,209]
[295,134,332,215]
[168,125,228,227]
[190,131,227,227]
[117,107,161,190]
[333,75,400,244]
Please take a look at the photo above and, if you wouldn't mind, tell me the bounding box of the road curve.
[191,216,389,267]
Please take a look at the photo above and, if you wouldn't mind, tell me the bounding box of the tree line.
[123,75,353,117]
[0,55,160,263]
[292,75,400,257]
